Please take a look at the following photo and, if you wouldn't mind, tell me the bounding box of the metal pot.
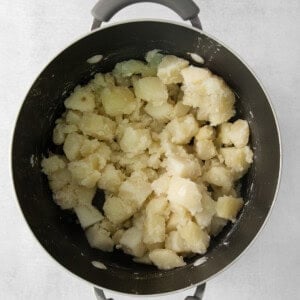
[12,0,281,299]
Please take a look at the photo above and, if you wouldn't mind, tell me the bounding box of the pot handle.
[91,0,202,30]
[94,283,206,300]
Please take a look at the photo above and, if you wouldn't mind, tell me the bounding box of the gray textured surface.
[0,0,299,299]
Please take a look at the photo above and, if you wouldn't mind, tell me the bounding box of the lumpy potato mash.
[41,50,253,270]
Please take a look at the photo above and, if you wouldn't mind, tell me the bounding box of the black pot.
[12,0,281,298]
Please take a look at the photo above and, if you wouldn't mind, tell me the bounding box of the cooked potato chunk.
[118,172,152,208]
[74,205,103,229]
[53,184,96,209]
[48,168,72,192]
[167,176,202,216]
[166,206,191,232]
[41,155,66,175]
[85,224,114,252]
[98,164,125,193]
[149,249,186,270]
[151,173,171,196]
[119,227,146,257]
[216,196,243,221]
[63,133,84,161]
[143,214,165,244]
[165,230,188,253]
[157,55,189,84]
[80,138,100,157]
[52,123,78,145]
[181,66,211,85]
[165,114,199,144]
[195,139,217,160]
[194,193,216,229]
[65,110,82,126]
[195,125,216,141]
[203,165,233,192]
[165,155,201,179]
[64,85,95,112]
[229,119,250,148]
[182,68,235,126]
[101,86,136,116]
[144,102,173,122]
[68,159,101,188]
[134,77,168,106]
[178,221,210,254]
[216,122,232,146]
[79,112,116,141]
[103,194,137,225]
[119,126,152,154]
[146,196,169,216]
[220,146,253,173]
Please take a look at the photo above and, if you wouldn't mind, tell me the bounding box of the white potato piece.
[167,176,202,216]
[194,193,216,229]
[119,227,146,257]
[195,125,216,141]
[85,224,114,252]
[79,112,116,141]
[146,196,169,216]
[165,155,201,179]
[144,102,173,122]
[48,168,72,192]
[65,110,82,126]
[166,206,191,232]
[216,196,244,221]
[178,221,210,254]
[220,146,253,173]
[80,138,100,157]
[143,214,165,244]
[165,114,199,144]
[229,119,250,148]
[53,184,96,209]
[203,165,233,192]
[118,172,152,208]
[194,139,217,160]
[182,72,235,126]
[165,230,188,253]
[151,173,171,196]
[172,101,190,118]
[149,249,186,270]
[74,205,104,229]
[64,85,95,112]
[41,155,66,176]
[101,86,136,116]
[113,59,148,78]
[157,55,189,84]
[208,216,228,236]
[103,194,137,225]
[181,66,211,85]
[119,126,152,154]
[63,132,85,161]
[52,123,78,145]
[98,164,125,193]
[217,122,232,146]
[68,159,101,188]
[134,77,168,106]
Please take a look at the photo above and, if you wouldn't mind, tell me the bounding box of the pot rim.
[11,18,282,297]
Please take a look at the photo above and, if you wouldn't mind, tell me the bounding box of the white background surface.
[0,0,299,299]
